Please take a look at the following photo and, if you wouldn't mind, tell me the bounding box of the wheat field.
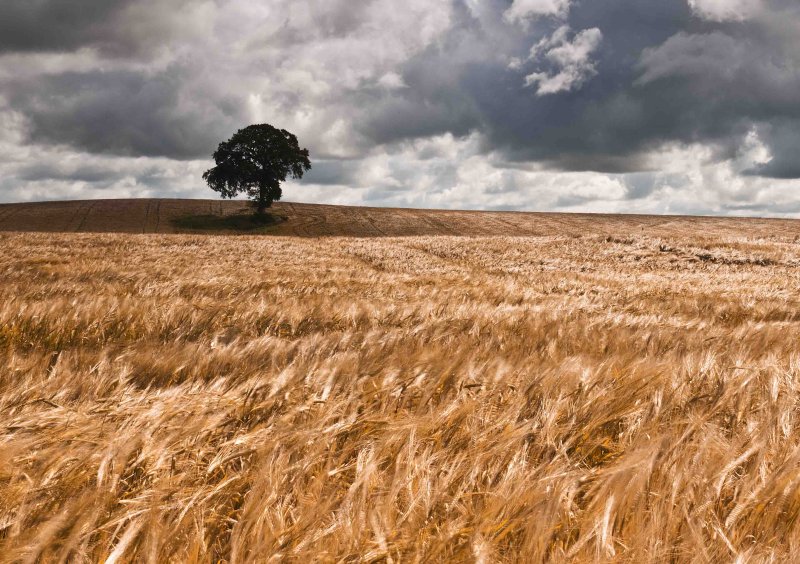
[3,220,800,561]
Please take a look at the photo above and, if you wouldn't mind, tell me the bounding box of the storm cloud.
[0,0,799,214]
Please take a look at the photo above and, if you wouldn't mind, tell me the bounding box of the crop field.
[3,203,800,561]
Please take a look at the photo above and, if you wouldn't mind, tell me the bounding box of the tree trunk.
[256,183,270,215]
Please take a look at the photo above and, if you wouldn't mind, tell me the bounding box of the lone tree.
[203,124,311,215]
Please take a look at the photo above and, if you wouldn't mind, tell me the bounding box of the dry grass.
[3,225,800,562]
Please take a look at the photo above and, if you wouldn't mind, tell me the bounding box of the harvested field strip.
[3,198,800,238]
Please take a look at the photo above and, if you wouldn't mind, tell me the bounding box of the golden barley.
[2,226,800,562]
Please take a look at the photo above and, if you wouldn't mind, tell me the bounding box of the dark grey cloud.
[355,0,701,166]
[748,120,800,178]
[18,162,120,184]
[302,160,358,185]
[623,172,659,200]
[0,0,130,54]
[355,0,800,177]
[0,0,196,57]
[6,67,244,159]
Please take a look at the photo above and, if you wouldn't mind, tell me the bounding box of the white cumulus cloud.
[504,0,571,24]
[687,0,763,21]
[524,26,603,95]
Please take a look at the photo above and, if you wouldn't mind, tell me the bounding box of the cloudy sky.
[1,0,799,215]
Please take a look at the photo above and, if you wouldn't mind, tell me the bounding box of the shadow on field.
[171,212,287,234]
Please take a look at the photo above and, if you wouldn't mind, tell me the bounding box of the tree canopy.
[203,124,311,213]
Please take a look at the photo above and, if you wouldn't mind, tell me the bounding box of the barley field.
[3,204,800,562]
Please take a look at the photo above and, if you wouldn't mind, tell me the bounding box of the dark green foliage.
[203,124,311,213]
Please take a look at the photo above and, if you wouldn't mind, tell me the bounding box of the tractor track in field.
[0,198,798,240]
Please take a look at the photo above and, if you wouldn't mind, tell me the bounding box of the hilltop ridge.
[0,198,798,238]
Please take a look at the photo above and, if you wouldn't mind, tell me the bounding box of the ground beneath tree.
[1,198,800,238]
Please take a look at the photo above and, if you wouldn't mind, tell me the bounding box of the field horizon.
[2,198,800,238]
